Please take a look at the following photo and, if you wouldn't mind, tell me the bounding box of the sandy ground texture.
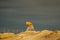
[0,30,60,40]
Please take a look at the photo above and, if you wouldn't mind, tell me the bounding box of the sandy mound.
[0,30,60,40]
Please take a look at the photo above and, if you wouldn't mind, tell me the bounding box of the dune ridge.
[0,30,60,40]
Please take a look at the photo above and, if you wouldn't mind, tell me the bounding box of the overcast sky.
[0,0,60,15]
[0,0,60,32]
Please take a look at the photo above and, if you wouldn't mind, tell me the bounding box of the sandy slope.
[0,30,60,40]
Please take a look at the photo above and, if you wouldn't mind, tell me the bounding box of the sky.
[0,0,60,33]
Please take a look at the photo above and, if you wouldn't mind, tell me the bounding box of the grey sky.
[0,0,60,32]
[0,0,60,16]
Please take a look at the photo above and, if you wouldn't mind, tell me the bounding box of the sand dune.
[0,30,60,40]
